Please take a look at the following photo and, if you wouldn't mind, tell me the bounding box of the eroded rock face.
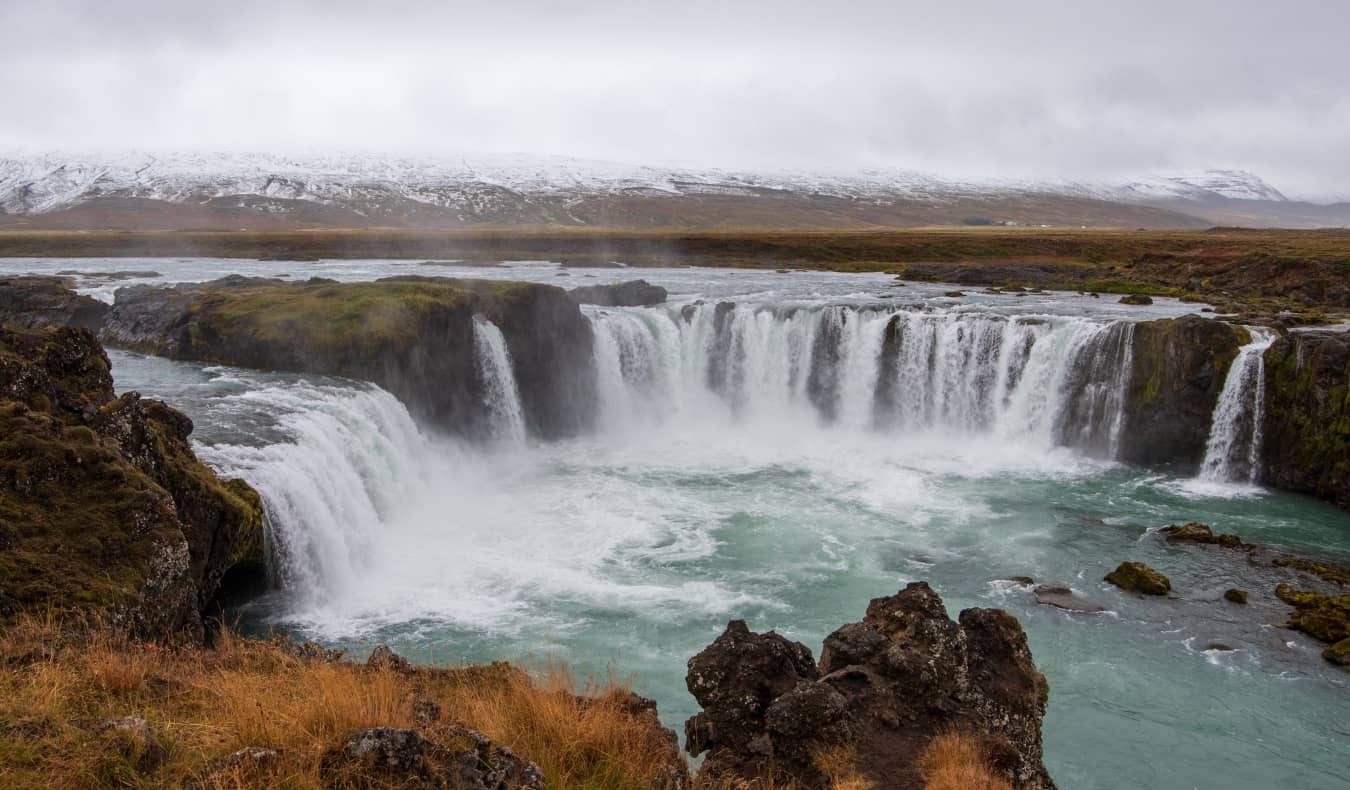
[100,275,596,440]
[1260,330,1349,510]
[1119,316,1246,470]
[685,582,1054,789]
[0,275,109,330]
[568,279,667,307]
[0,325,263,641]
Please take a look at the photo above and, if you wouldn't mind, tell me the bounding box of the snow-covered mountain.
[0,151,1338,229]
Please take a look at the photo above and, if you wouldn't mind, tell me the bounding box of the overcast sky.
[2,0,1347,199]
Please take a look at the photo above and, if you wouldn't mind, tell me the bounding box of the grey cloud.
[1,0,1347,200]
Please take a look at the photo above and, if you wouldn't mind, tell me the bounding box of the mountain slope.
[0,152,1341,230]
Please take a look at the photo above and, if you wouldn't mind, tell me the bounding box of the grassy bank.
[0,616,1013,789]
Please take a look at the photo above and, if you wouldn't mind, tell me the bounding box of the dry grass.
[0,617,683,788]
[919,732,1014,790]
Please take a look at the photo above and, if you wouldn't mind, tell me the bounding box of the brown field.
[1,226,1347,314]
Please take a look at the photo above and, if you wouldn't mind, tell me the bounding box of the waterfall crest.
[586,302,1136,454]
[1199,328,1275,483]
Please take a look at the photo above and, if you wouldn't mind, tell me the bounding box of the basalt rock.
[1260,330,1350,510]
[100,275,596,440]
[567,279,668,307]
[0,275,109,330]
[322,725,545,789]
[1104,562,1171,595]
[1119,316,1246,470]
[0,325,263,642]
[685,582,1054,789]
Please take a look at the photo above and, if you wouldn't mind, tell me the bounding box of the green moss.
[1105,562,1171,595]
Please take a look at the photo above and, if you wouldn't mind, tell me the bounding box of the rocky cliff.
[1261,330,1350,509]
[0,324,263,641]
[1119,315,1247,470]
[685,581,1054,789]
[99,275,596,439]
[0,274,109,330]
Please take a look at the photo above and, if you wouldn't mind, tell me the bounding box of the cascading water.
[1199,328,1276,483]
[471,316,528,446]
[586,302,1137,455]
[200,382,431,604]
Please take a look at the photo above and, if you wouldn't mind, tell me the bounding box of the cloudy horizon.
[3,0,1347,201]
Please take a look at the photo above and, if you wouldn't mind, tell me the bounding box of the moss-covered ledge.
[100,275,597,439]
[0,325,263,641]
[1261,330,1350,510]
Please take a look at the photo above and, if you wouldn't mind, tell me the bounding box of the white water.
[587,303,1135,455]
[472,316,528,446]
[1199,328,1276,484]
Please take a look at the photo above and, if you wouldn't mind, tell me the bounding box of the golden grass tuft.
[0,616,685,788]
[919,731,1014,790]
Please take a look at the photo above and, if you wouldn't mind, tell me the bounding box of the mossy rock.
[1118,294,1154,305]
[1259,331,1349,510]
[1104,562,1171,595]
[1224,589,1248,604]
[1325,637,1350,667]
[1274,584,1350,645]
[0,325,264,640]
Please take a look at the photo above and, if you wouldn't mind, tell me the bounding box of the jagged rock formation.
[684,582,1054,789]
[1119,315,1246,470]
[99,275,597,439]
[1261,329,1349,509]
[0,275,109,330]
[0,325,263,641]
[568,279,668,307]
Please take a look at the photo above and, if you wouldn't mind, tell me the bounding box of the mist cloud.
[2,0,1347,199]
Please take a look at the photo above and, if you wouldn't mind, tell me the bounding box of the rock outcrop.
[322,725,546,789]
[685,582,1054,789]
[1119,315,1246,470]
[0,275,109,330]
[568,279,667,307]
[1260,329,1350,510]
[99,275,597,439]
[0,324,263,641]
[1274,584,1350,667]
[1104,562,1171,595]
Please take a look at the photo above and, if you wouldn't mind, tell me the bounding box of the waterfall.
[1199,328,1276,483]
[200,382,432,604]
[472,316,527,446]
[584,302,1137,453]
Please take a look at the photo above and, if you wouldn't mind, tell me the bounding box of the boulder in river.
[685,581,1054,789]
[1104,562,1171,595]
[1118,294,1154,305]
[1034,584,1107,612]
[567,279,667,307]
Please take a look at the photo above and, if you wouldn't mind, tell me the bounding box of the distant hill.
[1,152,1345,230]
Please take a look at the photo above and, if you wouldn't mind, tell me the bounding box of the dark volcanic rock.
[685,582,1054,789]
[323,725,545,789]
[1119,316,1246,470]
[1118,294,1154,305]
[0,275,109,330]
[100,275,597,440]
[567,279,667,307]
[0,325,263,641]
[1104,562,1171,595]
[1160,522,1249,549]
[1260,330,1350,510]
[1224,589,1249,604]
[1033,585,1106,613]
